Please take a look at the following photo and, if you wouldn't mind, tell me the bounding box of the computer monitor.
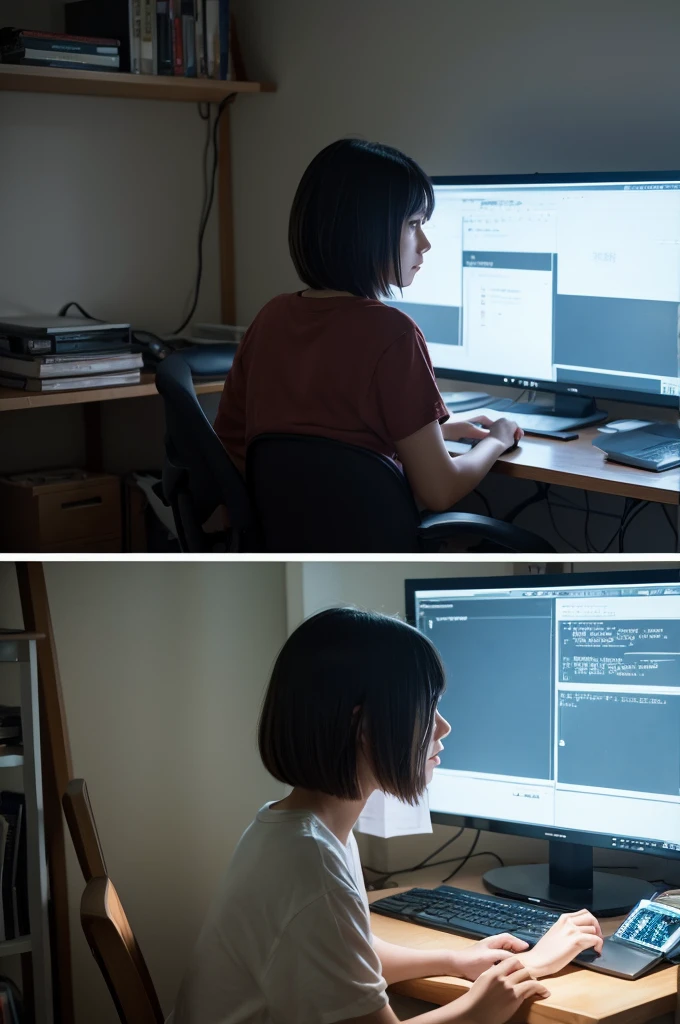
[405,568,680,915]
[389,171,680,428]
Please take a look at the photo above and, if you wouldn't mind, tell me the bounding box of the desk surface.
[368,869,678,1024]
[447,407,680,505]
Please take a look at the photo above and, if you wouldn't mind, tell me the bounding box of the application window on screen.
[389,182,680,398]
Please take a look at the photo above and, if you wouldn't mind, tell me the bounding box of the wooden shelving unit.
[0,63,275,103]
[0,374,225,412]
[0,632,53,1024]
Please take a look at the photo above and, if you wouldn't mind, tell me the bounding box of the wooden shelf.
[0,936,31,958]
[0,751,24,768]
[0,63,275,103]
[0,374,225,412]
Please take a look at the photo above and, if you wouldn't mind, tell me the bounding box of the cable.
[662,503,679,550]
[618,500,650,552]
[363,826,466,888]
[57,301,101,320]
[441,829,481,883]
[472,489,493,518]
[172,95,234,336]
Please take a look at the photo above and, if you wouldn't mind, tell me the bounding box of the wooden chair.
[62,779,164,1024]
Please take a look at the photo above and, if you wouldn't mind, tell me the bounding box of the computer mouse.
[457,437,520,454]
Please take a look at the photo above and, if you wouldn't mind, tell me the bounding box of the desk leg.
[83,402,103,472]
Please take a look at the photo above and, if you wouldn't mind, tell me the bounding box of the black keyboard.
[371,885,562,946]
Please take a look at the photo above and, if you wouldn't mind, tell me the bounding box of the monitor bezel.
[405,566,680,862]
[427,170,680,409]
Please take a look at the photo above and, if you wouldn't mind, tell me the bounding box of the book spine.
[205,0,218,78]
[20,58,121,73]
[141,0,155,74]
[155,0,173,75]
[130,0,142,73]
[23,49,120,68]
[21,30,120,46]
[218,0,229,80]
[170,0,185,74]
[181,0,197,77]
[195,0,205,76]
[18,37,120,56]
[1,813,16,940]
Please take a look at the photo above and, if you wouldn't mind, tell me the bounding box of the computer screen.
[389,173,680,407]
[406,570,680,859]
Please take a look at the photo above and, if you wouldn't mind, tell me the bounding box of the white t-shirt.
[169,802,388,1024]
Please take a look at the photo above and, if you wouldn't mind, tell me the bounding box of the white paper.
[355,788,433,838]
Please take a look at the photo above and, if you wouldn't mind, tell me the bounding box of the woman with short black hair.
[171,608,603,1024]
[214,139,523,514]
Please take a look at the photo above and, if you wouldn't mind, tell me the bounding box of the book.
[0,316,130,337]
[20,56,121,72]
[218,0,229,80]
[129,0,142,72]
[0,369,142,392]
[181,0,197,77]
[141,0,155,73]
[156,0,173,74]
[0,351,143,379]
[15,31,120,55]
[0,334,131,356]
[170,0,185,74]
[205,0,218,76]
[196,0,206,76]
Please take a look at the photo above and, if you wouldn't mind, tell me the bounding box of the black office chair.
[155,346,257,552]
[247,433,555,553]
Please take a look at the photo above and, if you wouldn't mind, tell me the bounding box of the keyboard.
[610,439,680,471]
[371,885,562,946]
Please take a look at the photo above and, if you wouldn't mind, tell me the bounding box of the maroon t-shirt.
[214,292,449,475]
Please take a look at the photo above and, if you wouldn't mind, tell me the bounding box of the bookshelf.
[0,64,275,103]
[1,60,276,476]
[0,374,224,412]
[0,632,53,1024]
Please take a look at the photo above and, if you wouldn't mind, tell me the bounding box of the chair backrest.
[81,877,164,1024]
[155,347,254,551]
[62,778,107,882]
[246,433,422,553]
[62,779,164,1024]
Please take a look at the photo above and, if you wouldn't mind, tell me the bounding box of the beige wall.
[230,0,680,323]
[0,561,288,1024]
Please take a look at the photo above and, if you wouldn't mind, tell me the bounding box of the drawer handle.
[60,497,103,511]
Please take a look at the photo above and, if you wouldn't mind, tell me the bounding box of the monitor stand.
[483,842,654,917]
[487,394,608,432]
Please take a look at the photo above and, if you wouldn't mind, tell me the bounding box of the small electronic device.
[579,894,680,979]
[592,422,680,471]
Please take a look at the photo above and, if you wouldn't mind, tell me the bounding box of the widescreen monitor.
[406,568,680,914]
[389,172,680,423]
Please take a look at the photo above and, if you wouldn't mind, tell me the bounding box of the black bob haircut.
[258,607,446,805]
[288,138,435,300]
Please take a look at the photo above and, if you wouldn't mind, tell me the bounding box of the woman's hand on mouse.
[486,417,523,448]
[442,415,497,441]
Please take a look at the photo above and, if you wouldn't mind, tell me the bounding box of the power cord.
[441,829,481,883]
[363,826,466,889]
[171,95,235,336]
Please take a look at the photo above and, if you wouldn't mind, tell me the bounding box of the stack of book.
[0,27,120,72]
[64,0,238,79]
[0,316,142,393]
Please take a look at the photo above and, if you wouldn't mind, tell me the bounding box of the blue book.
[218,0,229,80]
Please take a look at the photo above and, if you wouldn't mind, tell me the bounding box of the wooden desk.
[446,412,680,506]
[368,870,678,1024]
